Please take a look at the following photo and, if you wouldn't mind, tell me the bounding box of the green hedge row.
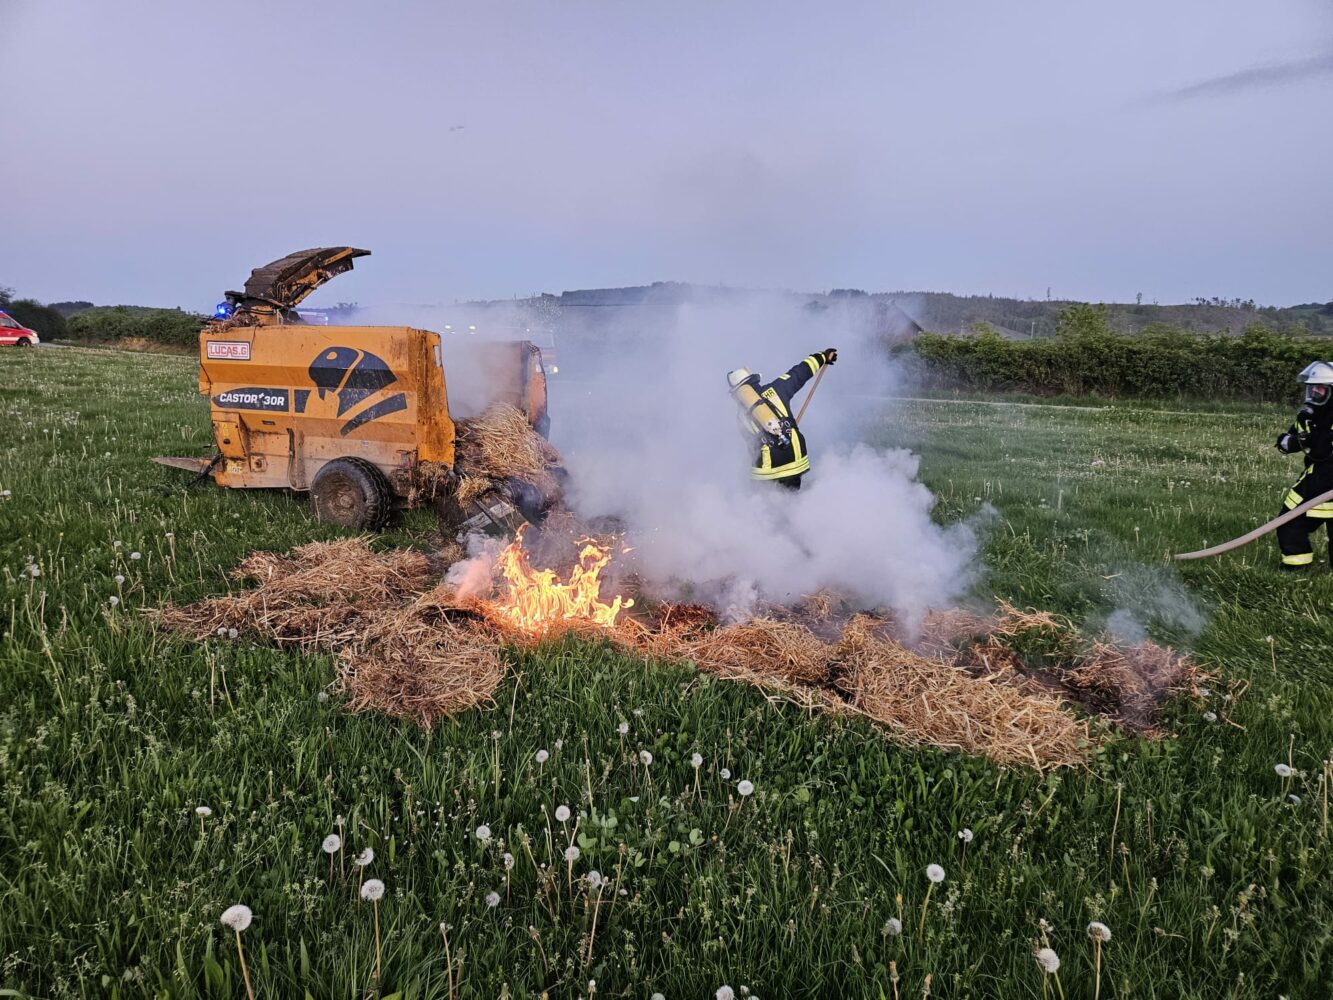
[65,307,205,348]
[898,309,1328,404]
[2,299,68,340]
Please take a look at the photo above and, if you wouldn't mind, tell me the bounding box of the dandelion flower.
[884,917,902,936]
[691,753,703,768]
[716,987,735,1000]
[475,824,492,842]
[485,890,500,908]
[360,878,386,902]
[322,834,341,854]
[195,805,213,818]
[1274,763,1294,778]
[564,845,580,862]
[1034,947,1060,973]
[926,864,945,883]
[719,767,731,780]
[958,828,973,843]
[1087,921,1112,942]
[555,805,571,822]
[503,852,515,870]
[535,749,549,764]
[355,847,375,867]
[737,780,754,797]
[639,750,653,765]
[220,904,253,931]
[617,722,629,735]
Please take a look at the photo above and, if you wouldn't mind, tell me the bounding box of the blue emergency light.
[214,302,233,319]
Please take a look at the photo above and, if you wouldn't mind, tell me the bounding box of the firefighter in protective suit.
[727,349,837,490]
[1275,361,1333,568]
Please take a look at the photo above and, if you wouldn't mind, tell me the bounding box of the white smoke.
[1102,566,1207,646]
[548,291,979,623]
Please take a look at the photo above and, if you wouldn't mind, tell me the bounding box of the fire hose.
[1172,487,1333,561]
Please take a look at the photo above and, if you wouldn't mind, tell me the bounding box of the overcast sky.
[2,0,1331,310]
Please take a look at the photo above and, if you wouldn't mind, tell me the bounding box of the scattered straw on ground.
[153,539,1199,768]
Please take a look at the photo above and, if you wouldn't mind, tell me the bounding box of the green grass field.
[2,348,1331,998]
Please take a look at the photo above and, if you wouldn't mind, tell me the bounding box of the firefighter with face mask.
[1275,361,1333,568]
[727,349,837,490]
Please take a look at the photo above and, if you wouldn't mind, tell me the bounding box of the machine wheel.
[310,457,393,531]
[15,338,32,348]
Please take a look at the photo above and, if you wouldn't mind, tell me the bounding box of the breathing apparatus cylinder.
[727,369,787,438]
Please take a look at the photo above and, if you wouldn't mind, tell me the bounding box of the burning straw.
[154,537,1192,769]
[453,403,562,509]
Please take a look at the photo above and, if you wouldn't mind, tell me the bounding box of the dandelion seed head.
[535,749,549,764]
[1202,711,1217,723]
[355,847,375,867]
[130,552,141,561]
[27,564,40,577]
[220,904,252,931]
[651,994,665,1000]
[719,768,731,780]
[884,917,902,936]
[485,890,500,908]
[691,753,703,768]
[737,779,754,797]
[564,845,580,862]
[716,987,735,1000]
[108,596,120,607]
[1087,921,1112,942]
[586,869,603,888]
[360,878,385,902]
[639,750,653,765]
[926,863,945,883]
[114,574,125,585]
[195,805,212,818]
[958,828,973,843]
[475,824,492,842]
[1275,763,1294,778]
[1035,947,1060,973]
[617,722,629,735]
[1288,793,1302,804]
[322,834,341,854]
[317,691,329,703]
[555,805,571,822]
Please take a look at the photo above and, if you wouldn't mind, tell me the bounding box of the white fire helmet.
[727,367,756,390]
[1299,361,1333,406]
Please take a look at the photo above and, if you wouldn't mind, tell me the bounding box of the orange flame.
[493,526,634,633]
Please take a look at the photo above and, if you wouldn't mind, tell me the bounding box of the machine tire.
[310,457,393,531]
[15,338,32,348]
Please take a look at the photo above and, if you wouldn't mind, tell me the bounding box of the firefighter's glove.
[1276,432,1300,454]
[821,347,838,366]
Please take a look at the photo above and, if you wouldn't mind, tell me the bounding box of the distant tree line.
[0,286,68,339]
[898,304,1327,403]
[0,285,204,347]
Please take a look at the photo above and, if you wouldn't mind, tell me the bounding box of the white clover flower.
[926,864,945,883]
[354,847,375,867]
[716,987,735,1000]
[617,722,629,735]
[1202,711,1217,723]
[555,805,571,822]
[114,574,125,585]
[108,596,120,607]
[1275,763,1294,778]
[958,828,973,843]
[322,834,341,854]
[564,845,580,862]
[737,779,754,797]
[503,852,514,870]
[195,805,212,818]
[1035,947,1060,973]
[639,750,653,765]
[485,890,500,908]
[1087,921,1112,942]
[691,753,703,768]
[719,768,731,780]
[130,551,141,561]
[535,749,549,764]
[360,878,385,902]
[220,904,252,931]
[475,824,492,842]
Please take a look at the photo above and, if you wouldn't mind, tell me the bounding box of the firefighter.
[1275,361,1333,568]
[727,348,837,491]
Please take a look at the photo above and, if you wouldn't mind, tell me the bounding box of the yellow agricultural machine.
[156,247,551,531]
